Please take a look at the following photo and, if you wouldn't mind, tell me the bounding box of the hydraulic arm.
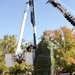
[16,1,29,55]
[47,0,75,26]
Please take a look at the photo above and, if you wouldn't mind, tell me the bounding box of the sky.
[0,0,75,43]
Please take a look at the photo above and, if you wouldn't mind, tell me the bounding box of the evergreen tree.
[34,32,55,75]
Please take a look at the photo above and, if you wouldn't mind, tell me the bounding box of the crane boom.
[29,0,37,48]
[47,0,75,26]
[16,1,29,55]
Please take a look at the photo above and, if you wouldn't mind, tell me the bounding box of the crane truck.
[5,0,75,67]
[5,0,37,66]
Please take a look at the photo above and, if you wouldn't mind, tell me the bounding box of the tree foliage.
[0,35,17,74]
[44,26,75,74]
[0,35,33,75]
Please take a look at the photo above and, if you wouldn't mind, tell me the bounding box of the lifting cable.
[59,0,75,15]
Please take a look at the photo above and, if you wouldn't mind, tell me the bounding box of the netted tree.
[34,32,55,75]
